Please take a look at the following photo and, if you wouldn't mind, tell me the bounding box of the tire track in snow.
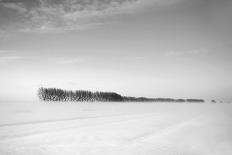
[127,115,204,143]
[0,113,161,140]
[0,113,136,128]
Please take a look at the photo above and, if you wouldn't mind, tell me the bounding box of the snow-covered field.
[0,102,231,155]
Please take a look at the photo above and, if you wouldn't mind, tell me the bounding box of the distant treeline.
[123,97,204,103]
[38,88,204,103]
[38,88,123,102]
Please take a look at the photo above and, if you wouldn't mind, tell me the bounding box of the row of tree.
[123,97,204,102]
[38,88,123,102]
[38,87,204,103]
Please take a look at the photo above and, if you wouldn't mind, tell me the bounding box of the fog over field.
[0,102,231,155]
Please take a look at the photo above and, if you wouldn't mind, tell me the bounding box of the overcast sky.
[0,0,232,102]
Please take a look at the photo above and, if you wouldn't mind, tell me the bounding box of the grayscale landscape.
[0,0,232,154]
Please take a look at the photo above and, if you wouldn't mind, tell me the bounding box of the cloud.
[0,50,9,54]
[0,0,145,33]
[0,55,26,63]
[0,30,8,39]
[57,58,84,64]
[0,0,186,33]
[165,48,209,57]
[0,49,29,63]
[21,21,105,34]
[22,0,141,33]
[2,2,27,13]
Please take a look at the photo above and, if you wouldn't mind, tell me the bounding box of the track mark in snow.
[0,113,133,128]
[0,113,161,140]
[127,116,204,143]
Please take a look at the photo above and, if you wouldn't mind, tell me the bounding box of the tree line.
[123,96,204,102]
[38,87,204,103]
[38,88,123,102]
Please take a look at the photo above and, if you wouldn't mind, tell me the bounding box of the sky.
[0,0,232,102]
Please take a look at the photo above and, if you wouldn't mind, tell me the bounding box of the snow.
[0,102,231,155]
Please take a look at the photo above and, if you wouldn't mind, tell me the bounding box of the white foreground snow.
[0,102,231,155]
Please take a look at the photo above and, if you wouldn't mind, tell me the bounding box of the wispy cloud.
[0,30,9,39]
[0,0,184,33]
[24,0,141,33]
[0,55,26,63]
[0,49,30,63]
[165,48,209,57]
[0,0,141,33]
[2,2,27,13]
[0,50,9,54]
[57,58,84,65]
